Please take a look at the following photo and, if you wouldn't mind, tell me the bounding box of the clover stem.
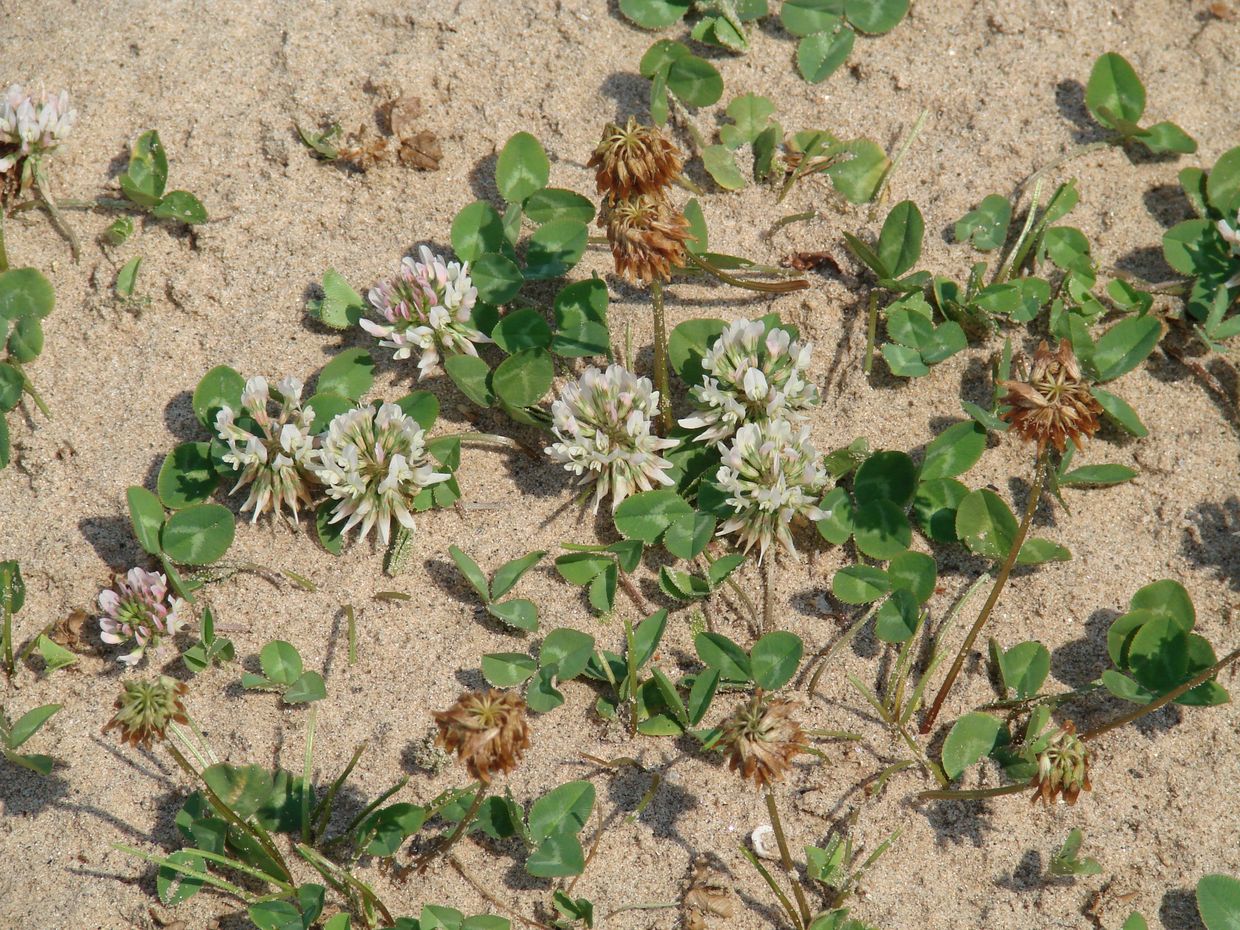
[686,250,810,294]
[921,447,1049,734]
[763,553,776,633]
[918,782,1031,802]
[300,706,317,843]
[416,783,487,873]
[765,789,812,929]
[168,721,210,772]
[722,571,761,635]
[18,368,52,420]
[650,279,673,432]
[1079,646,1240,742]
[0,210,9,271]
[33,161,79,261]
[805,598,884,696]
[863,291,879,374]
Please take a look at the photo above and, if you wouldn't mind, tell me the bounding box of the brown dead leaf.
[54,609,92,652]
[781,251,841,273]
[683,856,734,929]
[388,94,424,139]
[399,130,443,170]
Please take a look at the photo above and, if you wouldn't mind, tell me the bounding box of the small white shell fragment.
[751,824,778,860]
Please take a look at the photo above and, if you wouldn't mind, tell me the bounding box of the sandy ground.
[1,0,1239,928]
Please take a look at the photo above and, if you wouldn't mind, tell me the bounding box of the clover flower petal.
[311,401,449,545]
[364,246,488,378]
[680,319,818,444]
[214,375,318,522]
[0,84,75,198]
[96,568,188,666]
[715,419,829,560]
[545,364,679,512]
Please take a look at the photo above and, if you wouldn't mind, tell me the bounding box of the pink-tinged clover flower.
[545,364,679,513]
[363,246,488,379]
[98,568,188,666]
[0,84,76,179]
[214,375,317,522]
[311,402,450,545]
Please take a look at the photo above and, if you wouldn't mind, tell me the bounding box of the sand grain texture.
[1,1,1239,928]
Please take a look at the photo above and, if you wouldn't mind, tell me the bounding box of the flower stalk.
[921,447,1048,734]
[650,279,672,432]
[764,789,812,928]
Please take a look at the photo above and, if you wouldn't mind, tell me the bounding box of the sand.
[1,0,1239,927]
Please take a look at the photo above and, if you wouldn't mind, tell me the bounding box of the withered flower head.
[104,676,189,749]
[433,689,531,784]
[719,692,807,789]
[588,116,683,201]
[603,193,691,284]
[1030,720,1091,805]
[999,339,1103,453]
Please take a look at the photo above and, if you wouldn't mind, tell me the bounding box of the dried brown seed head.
[588,116,683,201]
[1029,720,1091,805]
[718,692,807,789]
[999,339,1103,453]
[104,676,189,749]
[433,689,531,784]
[603,193,691,284]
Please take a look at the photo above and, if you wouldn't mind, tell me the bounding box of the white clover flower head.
[362,245,489,379]
[1219,214,1240,289]
[312,402,450,544]
[97,568,187,666]
[214,376,318,522]
[679,319,818,443]
[0,84,76,175]
[715,419,830,560]
[545,363,679,512]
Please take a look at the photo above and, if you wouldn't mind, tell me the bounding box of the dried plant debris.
[683,857,735,930]
[298,93,441,170]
